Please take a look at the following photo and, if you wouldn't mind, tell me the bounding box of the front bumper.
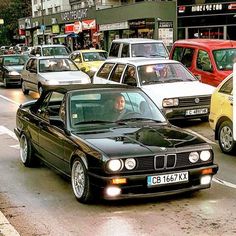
[89,164,218,200]
[163,106,210,120]
[4,75,21,85]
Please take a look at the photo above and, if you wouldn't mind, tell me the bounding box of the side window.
[181,48,194,68]
[122,65,137,86]
[121,44,130,57]
[30,48,36,55]
[37,92,64,120]
[172,47,184,61]
[219,77,232,95]
[96,63,115,79]
[26,59,32,71]
[109,43,120,57]
[31,59,37,72]
[197,50,213,72]
[36,47,42,56]
[110,64,126,83]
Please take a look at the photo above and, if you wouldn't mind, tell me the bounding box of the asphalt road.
[1,85,236,236]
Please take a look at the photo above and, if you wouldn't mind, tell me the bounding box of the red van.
[169,39,236,87]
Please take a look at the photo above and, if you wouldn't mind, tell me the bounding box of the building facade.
[177,0,236,40]
[18,0,177,50]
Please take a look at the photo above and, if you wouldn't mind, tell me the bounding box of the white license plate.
[147,172,189,186]
[185,108,208,116]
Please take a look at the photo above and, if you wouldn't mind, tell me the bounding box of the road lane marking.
[213,177,236,189]
[0,95,19,106]
[0,211,20,236]
[0,126,17,140]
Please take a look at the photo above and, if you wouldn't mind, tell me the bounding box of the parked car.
[29,44,71,57]
[70,49,108,77]
[93,58,215,121]
[108,38,169,59]
[20,56,90,95]
[169,39,236,87]
[209,73,235,154]
[14,83,218,203]
[0,54,29,87]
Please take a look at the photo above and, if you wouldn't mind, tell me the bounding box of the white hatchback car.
[108,38,169,59]
[93,58,215,121]
[21,56,90,95]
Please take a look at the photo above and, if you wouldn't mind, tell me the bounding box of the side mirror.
[49,117,71,135]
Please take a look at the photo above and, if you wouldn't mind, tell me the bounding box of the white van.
[108,38,169,59]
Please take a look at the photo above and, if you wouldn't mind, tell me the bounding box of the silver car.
[20,56,91,95]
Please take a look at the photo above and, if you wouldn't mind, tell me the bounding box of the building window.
[55,6,61,13]
[34,11,38,17]
[48,7,53,15]
[33,0,37,4]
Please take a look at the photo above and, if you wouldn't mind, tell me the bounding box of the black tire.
[71,157,93,203]
[218,120,236,154]
[19,133,39,167]
[22,81,29,95]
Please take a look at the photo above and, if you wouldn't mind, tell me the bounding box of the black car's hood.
[73,123,205,157]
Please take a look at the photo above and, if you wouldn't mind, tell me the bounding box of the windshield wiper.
[74,120,115,125]
[117,118,163,123]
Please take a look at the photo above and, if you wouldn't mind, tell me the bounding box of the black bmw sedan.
[14,84,218,203]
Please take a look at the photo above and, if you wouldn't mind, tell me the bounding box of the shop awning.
[53,33,78,38]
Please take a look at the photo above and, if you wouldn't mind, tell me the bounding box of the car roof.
[104,57,179,66]
[1,54,27,57]
[173,39,236,50]
[30,55,71,60]
[34,44,67,48]
[72,49,107,53]
[42,83,140,94]
[111,38,164,44]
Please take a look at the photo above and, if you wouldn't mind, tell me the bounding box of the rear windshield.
[131,43,169,58]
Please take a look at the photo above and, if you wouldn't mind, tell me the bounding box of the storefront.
[177,1,236,40]
[95,1,177,51]
[18,1,176,50]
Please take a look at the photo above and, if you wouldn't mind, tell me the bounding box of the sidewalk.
[0,211,20,236]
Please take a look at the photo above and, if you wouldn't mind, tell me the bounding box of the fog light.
[200,175,212,185]
[106,186,121,197]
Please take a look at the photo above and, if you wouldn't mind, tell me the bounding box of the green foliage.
[0,0,31,45]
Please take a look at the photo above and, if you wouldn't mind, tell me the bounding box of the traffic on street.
[1,1,236,235]
[1,83,236,236]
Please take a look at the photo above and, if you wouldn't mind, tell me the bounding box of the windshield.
[3,55,29,66]
[69,89,166,129]
[82,51,107,61]
[42,47,70,56]
[213,49,236,70]
[39,58,79,72]
[138,63,197,85]
[131,43,169,58]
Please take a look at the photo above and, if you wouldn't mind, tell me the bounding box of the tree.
[0,0,31,45]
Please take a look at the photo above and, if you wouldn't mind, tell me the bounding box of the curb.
[0,211,20,236]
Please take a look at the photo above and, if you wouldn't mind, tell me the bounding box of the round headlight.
[200,150,211,161]
[125,158,136,170]
[189,152,199,163]
[107,159,123,172]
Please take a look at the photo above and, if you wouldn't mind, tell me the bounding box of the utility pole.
[41,0,45,44]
